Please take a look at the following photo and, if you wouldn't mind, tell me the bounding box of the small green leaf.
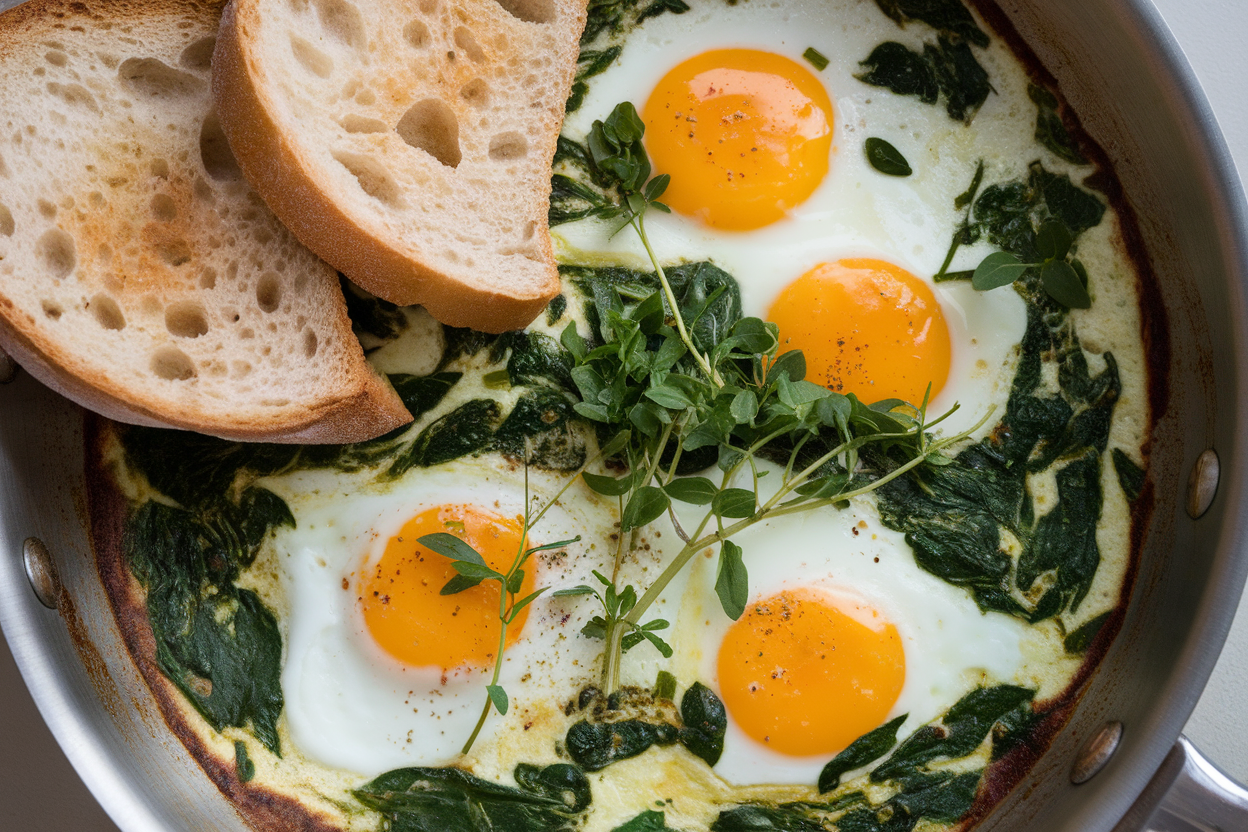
[561,321,588,362]
[730,389,759,423]
[865,137,913,177]
[715,540,748,620]
[645,384,694,409]
[803,47,830,71]
[525,536,581,554]
[1041,259,1092,308]
[644,173,670,202]
[1035,218,1073,261]
[663,476,718,505]
[418,532,487,565]
[712,488,755,519]
[487,684,509,715]
[553,584,597,598]
[507,570,525,595]
[452,561,503,581]
[599,430,632,459]
[510,588,549,620]
[972,251,1030,291]
[622,486,671,530]
[583,470,636,496]
[641,630,674,658]
[766,350,806,383]
[441,573,484,595]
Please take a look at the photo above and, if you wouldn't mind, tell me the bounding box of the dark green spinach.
[353,764,591,832]
[1030,83,1088,165]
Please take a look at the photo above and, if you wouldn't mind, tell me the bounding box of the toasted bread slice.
[212,0,586,334]
[0,0,411,443]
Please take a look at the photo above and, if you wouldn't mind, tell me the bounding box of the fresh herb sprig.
[419,466,581,754]
[555,102,988,693]
[972,218,1090,308]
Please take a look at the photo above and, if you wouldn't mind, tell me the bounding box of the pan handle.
[1114,735,1248,831]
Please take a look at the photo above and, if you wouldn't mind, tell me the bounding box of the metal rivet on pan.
[22,537,60,610]
[1187,449,1220,519]
[0,347,17,384]
[1071,721,1123,784]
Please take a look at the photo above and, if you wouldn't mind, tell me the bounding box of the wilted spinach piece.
[614,810,679,831]
[121,426,300,509]
[492,388,587,470]
[565,682,727,771]
[857,42,938,105]
[870,686,1033,782]
[354,764,590,832]
[837,771,983,832]
[818,714,908,791]
[342,278,409,346]
[1029,84,1088,165]
[1065,610,1113,655]
[857,37,990,123]
[547,294,569,326]
[125,500,286,753]
[874,273,1119,620]
[581,0,690,46]
[234,741,255,783]
[1112,448,1146,501]
[990,697,1045,762]
[505,331,577,391]
[679,681,728,766]
[388,399,503,477]
[567,45,624,112]
[873,0,989,47]
[711,805,827,832]
[566,719,678,771]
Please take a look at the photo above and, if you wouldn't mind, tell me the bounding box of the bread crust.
[0,0,412,444]
[213,0,586,335]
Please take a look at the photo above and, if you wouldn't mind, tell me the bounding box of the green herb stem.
[631,212,721,386]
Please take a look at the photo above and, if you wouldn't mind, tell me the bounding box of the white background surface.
[1,0,1247,829]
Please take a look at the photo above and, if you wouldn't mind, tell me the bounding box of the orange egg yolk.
[643,48,834,230]
[716,588,906,757]
[358,504,533,671]
[767,258,952,404]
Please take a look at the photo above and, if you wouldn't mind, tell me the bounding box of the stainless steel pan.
[2,0,1248,829]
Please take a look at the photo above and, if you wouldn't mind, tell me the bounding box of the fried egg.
[264,461,605,775]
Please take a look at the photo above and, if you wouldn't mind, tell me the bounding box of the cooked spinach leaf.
[711,805,827,832]
[818,714,908,791]
[874,267,1119,620]
[857,37,990,123]
[234,741,255,783]
[857,42,938,105]
[873,0,989,47]
[388,399,504,477]
[582,0,689,47]
[125,500,286,753]
[614,810,679,831]
[565,682,727,771]
[1112,448,1146,501]
[870,685,1033,781]
[342,278,409,346]
[354,764,590,832]
[837,771,983,832]
[1064,610,1112,654]
[1029,84,1088,165]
